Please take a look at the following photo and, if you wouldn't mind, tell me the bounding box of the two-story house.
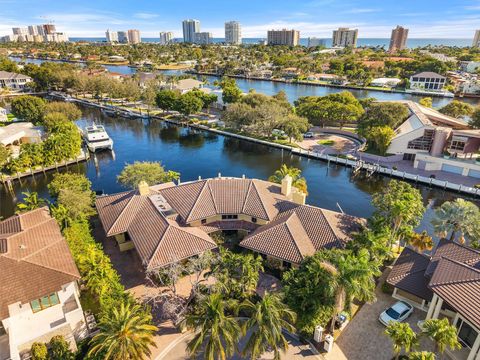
[0,208,87,360]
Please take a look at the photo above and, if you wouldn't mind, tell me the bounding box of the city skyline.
[1,0,480,38]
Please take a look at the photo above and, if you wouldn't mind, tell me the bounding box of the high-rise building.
[267,29,300,46]
[43,24,56,35]
[118,31,128,44]
[182,19,200,43]
[194,32,213,45]
[225,21,241,45]
[36,25,45,36]
[389,25,409,53]
[159,31,174,45]
[12,27,27,35]
[307,37,326,48]
[27,25,38,36]
[106,29,118,43]
[473,30,480,47]
[127,29,141,44]
[332,27,358,48]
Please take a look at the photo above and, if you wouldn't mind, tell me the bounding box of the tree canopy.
[117,161,180,188]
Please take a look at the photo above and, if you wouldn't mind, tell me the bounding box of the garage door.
[441,164,464,175]
[468,169,480,179]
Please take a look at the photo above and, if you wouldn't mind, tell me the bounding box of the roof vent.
[19,244,27,250]
[149,194,176,217]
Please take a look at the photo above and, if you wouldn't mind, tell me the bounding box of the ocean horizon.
[67,37,473,48]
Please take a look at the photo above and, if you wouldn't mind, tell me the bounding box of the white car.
[303,132,314,138]
[379,301,413,326]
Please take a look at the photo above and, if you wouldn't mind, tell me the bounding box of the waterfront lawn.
[317,139,335,146]
[272,139,300,148]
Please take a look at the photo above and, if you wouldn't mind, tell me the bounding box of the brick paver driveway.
[326,273,434,360]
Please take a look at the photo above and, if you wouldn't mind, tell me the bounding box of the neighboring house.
[306,73,347,85]
[460,61,480,73]
[0,122,44,147]
[387,240,480,360]
[408,72,450,96]
[95,176,362,271]
[0,107,7,122]
[163,78,204,94]
[386,101,480,178]
[0,71,32,90]
[0,208,87,360]
[370,77,402,88]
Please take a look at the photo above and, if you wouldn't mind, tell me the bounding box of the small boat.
[102,108,117,117]
[83,123,113,152]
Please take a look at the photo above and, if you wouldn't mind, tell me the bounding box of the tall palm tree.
[16,191,46,213]
[240,293,296,360]
[88,302,158,360]
[385,322,418,360]
[408,231,434,253]
[268,164,308,194]
[319,249,379,333]
[185,293,241,360]
[408,351,436,360]
[432,199,480,243]
[422,318,461,354]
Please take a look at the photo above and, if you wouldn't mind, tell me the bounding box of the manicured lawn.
[317,139,335,146]
[272,139,300,148]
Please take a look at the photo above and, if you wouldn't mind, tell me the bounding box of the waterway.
[1,106,478,236]
[10,57,480,107]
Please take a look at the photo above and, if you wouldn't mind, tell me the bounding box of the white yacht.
[83,123,113,152]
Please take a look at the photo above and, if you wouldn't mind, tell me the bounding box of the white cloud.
[344,8,380,14]
[133,12,159,19]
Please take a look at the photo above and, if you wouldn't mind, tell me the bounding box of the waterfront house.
[0,208,87,360]
[163,78,204,94]
[460,61,480,74]
[387,240,480,360]
[408,72,450,96]
[386,101,480,178]
[370,77,401,88]
[0,122,44,158]
[0,71,32,90]
[95,176,362,271]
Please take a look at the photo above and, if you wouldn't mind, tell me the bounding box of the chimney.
[292,190,306,205]
[138,181,150,196]
[281,175,292,196]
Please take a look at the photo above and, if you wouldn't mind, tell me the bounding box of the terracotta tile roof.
[240,204,363,264]
[429,257,480,329]
[0,208,80,319]
[159,178,288,223]
[386,247,433,300]
[128,199,216,270]
[425,238,480,277]
[199,221,261,234]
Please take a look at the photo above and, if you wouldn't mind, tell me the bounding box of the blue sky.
[1,0,480,38]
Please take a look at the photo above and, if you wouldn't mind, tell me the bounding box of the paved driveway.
[326,275,434,360]
[159,331,322,360]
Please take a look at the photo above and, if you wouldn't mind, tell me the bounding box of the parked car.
[379,301,413,326]
[303,132,314,138]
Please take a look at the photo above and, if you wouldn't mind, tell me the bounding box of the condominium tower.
[389,25,409,52]
[194,32,213,45]
[225,21,242,45]
[267,29,300,46]
[159,31,174,45]
[106,29,118,43]
[307,37,326,48]
[332,27,358,47]
[117,31,128,44]
[474,30,480,47]
[182,19,200,43]
[127,29,141,44]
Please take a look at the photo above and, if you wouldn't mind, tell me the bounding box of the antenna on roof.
[198,175,202,180]
[336,202,344,214]
[218,172,221,178]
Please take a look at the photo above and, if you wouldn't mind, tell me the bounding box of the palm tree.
[408,231,434,253]
[268,164,308,194]
[431,199,480,243]
[88,302,158,360]
[16,191,46,213]
[422,318,461,354]
[408,351,436,360]
[319,249,379,334]
[385,322,418,360]
[185,293,241,360]
[240,293,296,360]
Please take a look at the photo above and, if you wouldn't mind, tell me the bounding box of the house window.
[251,217,257,223]
[30,293,60,313]
[221,214,238,220]
[201,219,207,224]
[456,319,478,349]
[407,130,435,151]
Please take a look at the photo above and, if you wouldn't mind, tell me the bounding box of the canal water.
[10,57,480,108]
[1,106,478,237]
